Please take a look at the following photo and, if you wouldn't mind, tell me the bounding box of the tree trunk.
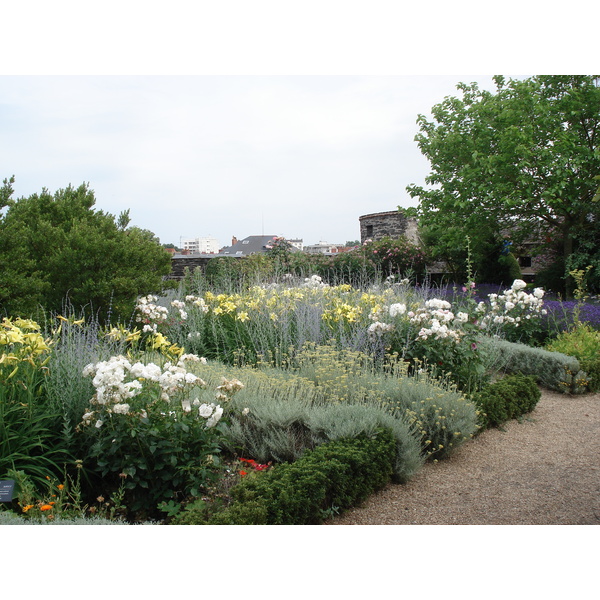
[563,225,575,298]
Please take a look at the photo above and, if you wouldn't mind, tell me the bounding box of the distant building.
[287,238,304,251]
[303,241,345,254]
[181,236,220,254]
[219,235,280,256]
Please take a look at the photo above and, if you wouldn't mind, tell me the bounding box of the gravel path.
[325,389,600,525]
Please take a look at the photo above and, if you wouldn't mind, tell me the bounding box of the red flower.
[240,471,248,477]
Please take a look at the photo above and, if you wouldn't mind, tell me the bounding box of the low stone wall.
[167,255,214,280]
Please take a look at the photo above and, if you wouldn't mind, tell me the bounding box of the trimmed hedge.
[472,374,541,429]
[173,429,397,525]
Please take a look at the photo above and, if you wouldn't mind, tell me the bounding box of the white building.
[287,238,304,251]
[181,236,220,254]
[303,241,344,254]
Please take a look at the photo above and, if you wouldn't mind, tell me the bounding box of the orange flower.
[22,505,34,513]
[40,504,53,511]
[57,484,65,490]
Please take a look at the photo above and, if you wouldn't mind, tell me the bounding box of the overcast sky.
[1,74,518,248]
[0,2,592,252]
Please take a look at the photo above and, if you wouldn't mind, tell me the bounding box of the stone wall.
[167,255,214,280]
[359,211,419,244]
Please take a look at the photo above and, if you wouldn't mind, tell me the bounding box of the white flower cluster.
[368,321,395,336]
[479,279,546,328]
[405,298,464,343]
[416,319,461,342]
[302,274,328,288]
[135,294,210,333]
[170,300,188,320]
[389,303,407,317]
[81,353,220,428]
[135,295,169,333]
[176,398,223,427]
[215,377,245,403]
[185,295,209,313]
[197,402,224,428]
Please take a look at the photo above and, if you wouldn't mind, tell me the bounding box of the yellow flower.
[126,329,142,343]
[222,301,237,313]
[236,311,250,322]
[1,327,24,344]
[14,318,41,331]
[151,333,169,349]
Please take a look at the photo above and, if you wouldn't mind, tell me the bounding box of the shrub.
[287,346,480,461]
[547,323,600,392]
[74,354,244,516]
[223,398,424,483]
[472,374,541,428]
[378,368,480,460]
[173,429,397,525]
[476,336,587,394]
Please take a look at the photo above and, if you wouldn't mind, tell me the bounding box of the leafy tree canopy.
[406,75,600,292]
[0,177,172,320]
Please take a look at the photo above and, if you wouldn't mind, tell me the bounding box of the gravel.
[324,388,600,525]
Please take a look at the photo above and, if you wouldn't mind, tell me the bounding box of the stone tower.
[359,210,419,244]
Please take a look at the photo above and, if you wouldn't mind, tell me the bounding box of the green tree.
[406,75,600,294]
[0,178,172,320]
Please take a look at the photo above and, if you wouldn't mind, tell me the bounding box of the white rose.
[198,403,214,418]
[389,303,406,317]
[206,406,224,428]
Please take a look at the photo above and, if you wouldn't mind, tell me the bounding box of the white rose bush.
[364,279,550,392]
[478,279,547,343]
[77,351,244,513]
